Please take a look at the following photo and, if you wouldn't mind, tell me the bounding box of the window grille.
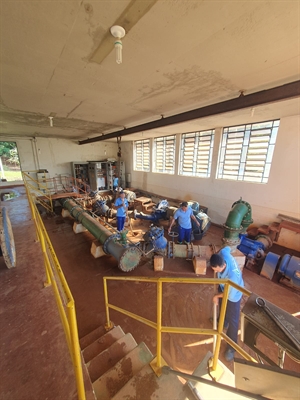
[134,139,150,171]
[217,120,279,183]
[179,130,214,177]
[153,135,176,174]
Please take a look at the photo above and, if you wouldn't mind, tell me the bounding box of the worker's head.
[180,201,188,211]
[209,253,226,272]
[119,191,125,199]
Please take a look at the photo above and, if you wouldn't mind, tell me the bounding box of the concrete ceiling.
[0,0,299,143]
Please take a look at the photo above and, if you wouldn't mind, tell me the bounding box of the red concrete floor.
[0,186,94,400]
[43,197,300,375]
[1,187,300,400]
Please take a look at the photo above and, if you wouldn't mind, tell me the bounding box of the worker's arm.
[191,214,200,227]
[212,292,223,305]
[168,217,176,233]
[114,200,127,210]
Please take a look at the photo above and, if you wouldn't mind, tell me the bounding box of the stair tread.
[111,364,188,400]
[93,342,154,400]
[83,326,125,363]
[80,326,107,350]
[87,333,137,383]
[188,351,245,400]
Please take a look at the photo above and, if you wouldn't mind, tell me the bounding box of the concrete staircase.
[79,325,194,400]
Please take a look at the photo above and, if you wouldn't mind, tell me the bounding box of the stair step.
[87,333,137,383]
[93,342,154,400]
[80,326,107,350]
[83,326,125,363]
[187,351,246,399]
[111,364,188,400]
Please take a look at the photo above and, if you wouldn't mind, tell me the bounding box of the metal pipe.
[168,243,221,259]
[60,198,141,272]
[223,199,252,244]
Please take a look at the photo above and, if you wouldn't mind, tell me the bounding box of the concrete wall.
[121,115,300,250]
[0,136,118,184]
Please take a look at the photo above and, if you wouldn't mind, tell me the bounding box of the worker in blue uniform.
[113,175,119,190]
[209,246,244,362]
[168,201,200,243]
[114,191,128,231]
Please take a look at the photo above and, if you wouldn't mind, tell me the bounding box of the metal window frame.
[134,139,150,172]
[179,130,215,178]
[153,135,176,174]
[217,119,279,183]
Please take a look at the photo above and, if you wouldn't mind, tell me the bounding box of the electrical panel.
[88,162,108,191]
[107,161,125,190]
[71,162,89,185]
[87,161,126,191]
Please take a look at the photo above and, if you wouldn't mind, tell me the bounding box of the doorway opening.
[0,141,22,182]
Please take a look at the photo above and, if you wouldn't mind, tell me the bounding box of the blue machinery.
[134,199,211,239]
[278,254,300,288]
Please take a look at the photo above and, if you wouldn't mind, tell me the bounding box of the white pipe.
[31,137,40,170]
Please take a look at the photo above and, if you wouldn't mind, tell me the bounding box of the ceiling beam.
[79,80,300,145]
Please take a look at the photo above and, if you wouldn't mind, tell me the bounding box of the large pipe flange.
[103,234,119,255]
[118,246,142,272]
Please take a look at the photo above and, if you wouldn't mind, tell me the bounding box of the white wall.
[122,115,300,250]
[0,136,118,184]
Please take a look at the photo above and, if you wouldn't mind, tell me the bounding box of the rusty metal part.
[168,243,221,260]
[0,207,16,268]
[255,297,300,351]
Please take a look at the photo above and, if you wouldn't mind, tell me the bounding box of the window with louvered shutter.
[153,135,175,174]
[134,139,150,171]
[217,120,279,183]
[179,130,214,177]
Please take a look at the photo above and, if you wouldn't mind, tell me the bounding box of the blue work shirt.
[217,247,244,302]
[115,197,128,217]
[173,207,193,229]
[113,177,119,187]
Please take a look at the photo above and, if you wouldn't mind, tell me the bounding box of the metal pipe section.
[223,199,253,244]
[168,243,221,259]
[60,198,141,272]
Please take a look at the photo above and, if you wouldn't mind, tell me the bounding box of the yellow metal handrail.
[103,276,256,373]
[22,171,54,212]
[23,174,86,400]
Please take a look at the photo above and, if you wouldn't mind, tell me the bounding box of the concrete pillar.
[61,209,71,218]
[73,222,88,234]
[91,240,106,258]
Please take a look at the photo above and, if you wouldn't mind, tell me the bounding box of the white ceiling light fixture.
[110,25,126,64]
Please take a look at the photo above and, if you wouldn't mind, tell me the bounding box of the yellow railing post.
[39,228,52,287]
[22,178,86,400]
[103,278,113,330]
[156,280,163,369]
[212,282,230,371]
[67,302,86,400]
